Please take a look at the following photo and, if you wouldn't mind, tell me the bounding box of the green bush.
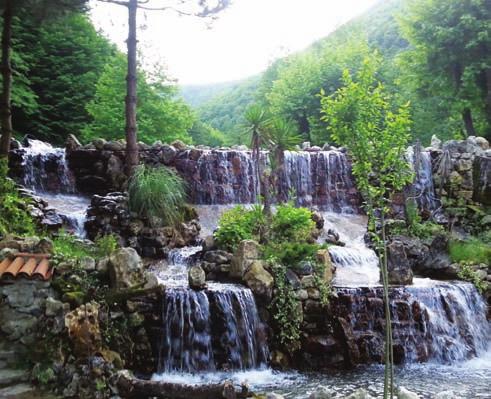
[457,262,488,294]
[0,159,36,236]
[263,241,318,268]
[214,204,266,251]
[449,238,491,265]
[270,203,315,243]
[128,165,187,227]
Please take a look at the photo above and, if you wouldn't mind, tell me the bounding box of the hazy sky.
[90,0,380,85]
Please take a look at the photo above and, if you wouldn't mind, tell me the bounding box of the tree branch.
[97,0,130,6]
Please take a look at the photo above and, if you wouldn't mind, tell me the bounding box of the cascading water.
[152,246,269,375]
[283,150,357,212]
[174,149,359,212]
[406,146,440,214]
[319,212,380,287]
[18,139,90,237]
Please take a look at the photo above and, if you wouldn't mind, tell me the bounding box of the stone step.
[0,368,29,387]
[0,383,36,398]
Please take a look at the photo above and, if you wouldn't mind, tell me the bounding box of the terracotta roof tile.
[0,253,52,281]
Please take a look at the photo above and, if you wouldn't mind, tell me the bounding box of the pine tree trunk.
[0,0,13,159]
[125,0,139,176]
[462,108,476,137]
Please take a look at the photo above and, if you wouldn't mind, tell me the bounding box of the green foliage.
[457,262,488,294]
[53,230,118,262]
[83,53,194,144]
[321,53,413,398]
[263,242,318,269]
[194,76,260,144]
[449,238,491,265]
[270,203,315,243]
[32,364,56,386]
[128,165,187,227]
[188,120,226,147]
[270,262,303,351]
[0,159,36,236]
[214,205,266,251]
[399,0,491,139]
[6,10,115,144]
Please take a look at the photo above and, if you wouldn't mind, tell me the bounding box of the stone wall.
[429,135,490,206]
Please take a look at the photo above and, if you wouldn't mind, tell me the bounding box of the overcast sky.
[90,0,380,85]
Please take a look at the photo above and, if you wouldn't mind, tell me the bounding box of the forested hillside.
[192,0,491,145]
[5,8,194,145]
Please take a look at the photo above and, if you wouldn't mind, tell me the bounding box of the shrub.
[449,238,491,265]
[457,262,488,294]
[270,203,315,243]
[263,241,318,268]
[0,159,36,236]
[128,165,187,227]
[214,204,266,251]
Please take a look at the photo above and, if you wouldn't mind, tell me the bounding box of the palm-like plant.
[266,118,302,202]
[243,104,271,213]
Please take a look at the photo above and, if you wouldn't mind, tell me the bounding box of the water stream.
[19,139,89,237]
[151,245,269,376]
[14,141,491,397]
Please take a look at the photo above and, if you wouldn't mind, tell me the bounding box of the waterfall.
[174,149,358,212]
[17,139,89,237]
[283,150,356,212]
[336,280,490,364]
[405,280,490,363]
[21,139,76,193]
[406,146,439,213]
[154,247,269,373]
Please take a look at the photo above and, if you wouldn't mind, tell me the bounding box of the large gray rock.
[230,240,260,278]
[188,265,206,289]
[387,239,413,285]
[108,247,144,289]
[160,144,177,164]
[243,260,274,301]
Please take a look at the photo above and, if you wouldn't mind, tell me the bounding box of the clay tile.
[0,258,12,276]
[33,258,50,281]
[18,257,38,278]
[3,257,25,278]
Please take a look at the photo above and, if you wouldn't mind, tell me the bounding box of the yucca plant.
[128,165,187,227]
[266,118,302,202]
[243,104,272,215]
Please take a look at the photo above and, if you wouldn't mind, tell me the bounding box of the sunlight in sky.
[90,0,380,85]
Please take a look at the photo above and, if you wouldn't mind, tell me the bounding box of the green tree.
[96,0,230,175]
[83,54,194,144]
[320,54,413,398]
[12,12,115,144]
[0,0,87,158]
[399,0,491,139]
[188,119,226,147]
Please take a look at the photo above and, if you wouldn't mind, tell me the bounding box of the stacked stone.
[85,192,200,258]
[429,135,490,205]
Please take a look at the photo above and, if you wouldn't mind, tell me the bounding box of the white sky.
[90,0,380,85]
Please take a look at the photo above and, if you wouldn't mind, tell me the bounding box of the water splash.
[18,139,88,237]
